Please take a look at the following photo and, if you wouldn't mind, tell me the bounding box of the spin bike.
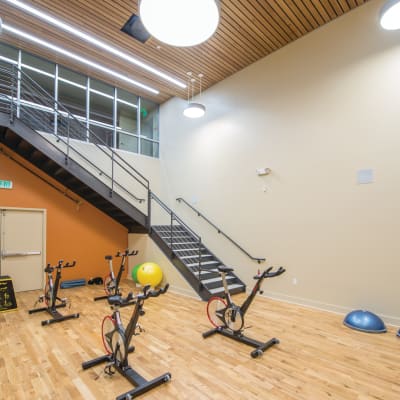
[83,284,171,400]
[29,260,80,326]
[94,249,138,302]
[203,265,285,358]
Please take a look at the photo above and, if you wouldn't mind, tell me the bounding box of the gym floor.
[0,281,399,399]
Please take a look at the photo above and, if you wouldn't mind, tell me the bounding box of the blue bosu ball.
[343,310,387,333]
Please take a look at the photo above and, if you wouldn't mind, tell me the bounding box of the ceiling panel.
[0,0,369,104]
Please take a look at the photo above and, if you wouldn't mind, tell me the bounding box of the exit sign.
[0,180,13,189]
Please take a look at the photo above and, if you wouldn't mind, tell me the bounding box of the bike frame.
[222,267,284,317]
[113,250,138,292]
[83,284,171,400]
[203,265,285,358]
[95,249,138,301]
[29,260,79,326]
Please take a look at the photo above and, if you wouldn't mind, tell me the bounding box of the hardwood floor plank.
[0,281,398,399]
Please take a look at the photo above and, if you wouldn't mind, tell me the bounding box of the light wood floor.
[0,281,399,400]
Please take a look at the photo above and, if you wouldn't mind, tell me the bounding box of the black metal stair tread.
[173,248,208,252]
[201,276,235,284]
[186,260,219,267]
[179,254,212,259]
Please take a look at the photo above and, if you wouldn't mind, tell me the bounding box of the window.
[89,78,114,146]
[0,41,160,157]
[58,66,87,119]
[140,98,159,157]
[20,52,55,134]
[117,88,138,152]
[0,42,18,64]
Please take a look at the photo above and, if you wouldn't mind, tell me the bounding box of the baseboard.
[168,284,201,300]
[262,290,400,327]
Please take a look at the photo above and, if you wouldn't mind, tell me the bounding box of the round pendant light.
[139,0,220,47]
[380,0,400,30]
[183,102,206,118]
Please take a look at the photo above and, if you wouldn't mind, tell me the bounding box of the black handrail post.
[170,211,174,249]
[66,117,70,165]
[198,238,202,285]
[10,65,15,123]
[110,150,114,197]
[16,62,21,119]
[147,190,152,232]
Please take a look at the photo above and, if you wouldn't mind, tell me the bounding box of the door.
[0,208,45,292]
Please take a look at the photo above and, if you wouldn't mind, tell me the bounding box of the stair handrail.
[176,197,266,263]
[151,193,200,241]
[1,64,149,205]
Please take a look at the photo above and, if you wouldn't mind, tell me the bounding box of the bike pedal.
[134,323,145,334]
[104,363,116,376]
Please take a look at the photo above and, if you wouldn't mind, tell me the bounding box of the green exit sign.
[0,180,13,189]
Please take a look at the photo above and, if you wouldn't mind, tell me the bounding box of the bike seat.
[217,265,234,273]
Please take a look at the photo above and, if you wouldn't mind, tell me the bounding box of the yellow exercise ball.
[137,262,163,287]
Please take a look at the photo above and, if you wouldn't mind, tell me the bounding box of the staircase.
[0,62,247,300]
[150,224,245,299]
[0,122,148,232]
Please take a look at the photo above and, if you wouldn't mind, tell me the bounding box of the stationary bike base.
[202,326,279,358]
[82,347,171,400]
[29,302,80,325]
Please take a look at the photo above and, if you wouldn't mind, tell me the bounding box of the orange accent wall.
[0,147,128,282]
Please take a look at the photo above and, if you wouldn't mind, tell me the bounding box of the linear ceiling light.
[1,22,159,95]
[140,0,220,47]
[380,0,400,30]
[4,0,186,88]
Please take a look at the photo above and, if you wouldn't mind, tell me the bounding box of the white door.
[0,208,45,292]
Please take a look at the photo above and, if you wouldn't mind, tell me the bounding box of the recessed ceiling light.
[4,0,186,88]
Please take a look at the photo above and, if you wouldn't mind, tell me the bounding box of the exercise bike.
[202,265,285,358]
[94,249,138,302]
[29,260,80,326]
[83,284,171,400]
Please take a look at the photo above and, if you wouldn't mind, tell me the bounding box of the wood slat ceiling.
[0,0,369,104]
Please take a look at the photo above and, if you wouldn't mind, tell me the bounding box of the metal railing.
[176,197,266,263]
[151,193,205,282]
[0,63,150,211]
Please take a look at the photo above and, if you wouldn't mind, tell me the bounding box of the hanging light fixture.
[183,73,206,119]
[139,0,220,47]
[380,0,400,30]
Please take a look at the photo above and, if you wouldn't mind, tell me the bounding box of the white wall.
[158,0,400,324]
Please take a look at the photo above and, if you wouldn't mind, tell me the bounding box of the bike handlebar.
[44,260,76,273]
[115,249,139,257]
[44,263,52,273]
[109,284,169,306]
[254,266,286,280]
[141,283,169,300]
[63,261,76,268]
